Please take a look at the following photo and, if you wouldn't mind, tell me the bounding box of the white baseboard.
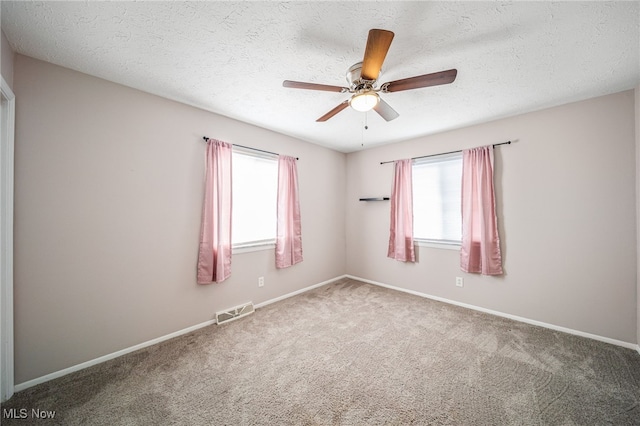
[14,273,635,393]
[14,275,346,393]
[346,275,638,351]
[14,319,216,393]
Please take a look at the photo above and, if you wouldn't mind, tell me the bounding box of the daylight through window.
[232,148,278,247]
[412,152,462,244]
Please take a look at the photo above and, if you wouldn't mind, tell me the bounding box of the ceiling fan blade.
[361,29,394,81]
[384,69,458,93]
[283,80,347,93]
[373,97,399,121]
[316,100,349,122]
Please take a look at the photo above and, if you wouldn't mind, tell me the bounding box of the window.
[412,152,462,245]
[232,148,278,248]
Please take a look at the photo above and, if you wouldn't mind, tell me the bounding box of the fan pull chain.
[361,112,369,147]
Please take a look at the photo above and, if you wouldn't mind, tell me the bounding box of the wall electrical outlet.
[258,277,264,287]
[455,277,464,287]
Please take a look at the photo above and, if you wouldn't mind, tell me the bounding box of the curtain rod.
[203,137,299,160]
[380,141,512,165]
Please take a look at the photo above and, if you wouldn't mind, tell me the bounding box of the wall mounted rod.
[203,137,298,160]
[380,141,512,165]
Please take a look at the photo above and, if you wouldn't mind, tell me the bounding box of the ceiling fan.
[283,29,458,122]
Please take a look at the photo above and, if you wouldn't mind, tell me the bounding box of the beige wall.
[346,90,637,344]
[1,30,13,88]
[12,55,346,384]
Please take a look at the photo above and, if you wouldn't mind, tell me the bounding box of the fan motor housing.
[346,62,380,91]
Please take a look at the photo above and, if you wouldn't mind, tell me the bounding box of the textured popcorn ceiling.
[2,1,639,152]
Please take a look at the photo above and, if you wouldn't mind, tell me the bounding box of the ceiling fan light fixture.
[350,91,379,112]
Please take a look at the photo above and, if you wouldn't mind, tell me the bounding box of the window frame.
[230,147,278,253]
[411,152,463,249]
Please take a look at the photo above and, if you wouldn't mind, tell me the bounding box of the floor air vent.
[216,302,254,325]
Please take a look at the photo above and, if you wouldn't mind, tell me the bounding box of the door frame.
[1,75,15,402]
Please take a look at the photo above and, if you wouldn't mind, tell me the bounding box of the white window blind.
[412,152,463,244]
[232,149,278,246]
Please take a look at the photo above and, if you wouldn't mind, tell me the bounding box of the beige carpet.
[2,278,640,425]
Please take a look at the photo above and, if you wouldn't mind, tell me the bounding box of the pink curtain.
[197,139,233,284]
[460,146,503,275]
[388,159,416,262]
[276,155,303,268]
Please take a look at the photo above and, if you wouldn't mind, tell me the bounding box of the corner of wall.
[1,29,15,89]
[636,85,640,347]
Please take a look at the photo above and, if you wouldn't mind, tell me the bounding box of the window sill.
[232,240,276,254]
[415,239,461,251]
